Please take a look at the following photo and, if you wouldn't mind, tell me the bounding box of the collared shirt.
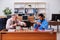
[6,18,25,29]
[34,19,48,30]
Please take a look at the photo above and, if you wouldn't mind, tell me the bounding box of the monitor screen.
[7,15,11,19]
[22,15,28,21]
[18,14,25,16]
[51,14,60,21]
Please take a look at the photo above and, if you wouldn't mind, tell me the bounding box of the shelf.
[14,8,46,9]
[14,2,46,4]
[14,2,46,17]
[14,7,25,9]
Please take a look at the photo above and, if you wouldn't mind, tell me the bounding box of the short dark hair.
[38,14,45,18]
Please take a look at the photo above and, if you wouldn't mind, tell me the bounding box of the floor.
[48,25,60,40]
[57,32,60,40]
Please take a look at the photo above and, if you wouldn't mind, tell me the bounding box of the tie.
[35,25,40,31]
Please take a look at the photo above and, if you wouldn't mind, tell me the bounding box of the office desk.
[0,32,1,40]
[1,31,56,40]
[49,21,60,32]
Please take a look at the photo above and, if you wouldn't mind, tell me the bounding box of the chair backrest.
[0,18,7,30]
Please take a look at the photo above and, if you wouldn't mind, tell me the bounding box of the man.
[6,14,26,30]
[34,14,48,30]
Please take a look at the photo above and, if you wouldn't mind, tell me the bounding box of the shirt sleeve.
[6,19,13,29]
[39,20,48,29]
[34,20,41,29]
[37,20,41,22]
[18,21,25,26]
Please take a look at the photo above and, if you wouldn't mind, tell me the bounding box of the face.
[38,16,43,20]
[12,16,17,21]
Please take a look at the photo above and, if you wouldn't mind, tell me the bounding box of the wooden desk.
[49,21,60,32]
[0,32,1,40]
[1,31,56,40]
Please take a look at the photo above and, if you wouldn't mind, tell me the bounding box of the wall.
[0,0,60,30]
[0,0,60,20]
[14,0,60,20]
[46,0,60,20]
[0,0,14,16]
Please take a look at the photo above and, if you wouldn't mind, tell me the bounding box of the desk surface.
[0,32,1,40]
[1,29,56,33]
[48,21,60,32]
[49,21,60,25]
[0,31,56,40]
[1,31,56,34]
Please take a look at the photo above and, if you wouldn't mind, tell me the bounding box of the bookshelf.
[14,2,46,19]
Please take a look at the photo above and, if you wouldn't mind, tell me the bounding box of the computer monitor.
[22,15,28,21]
[51,14,60,21]
[18,14,25,16]
[14,8,19,13]
[7,15,11,19]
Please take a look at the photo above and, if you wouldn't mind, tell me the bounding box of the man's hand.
[13,23,17,26]
[37,22,41,25]
[30,21,37,24]
[24,23,26,26]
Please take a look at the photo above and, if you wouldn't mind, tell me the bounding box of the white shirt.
[6,18,25,29]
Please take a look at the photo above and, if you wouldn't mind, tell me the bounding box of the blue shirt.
[34,19,48,30]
